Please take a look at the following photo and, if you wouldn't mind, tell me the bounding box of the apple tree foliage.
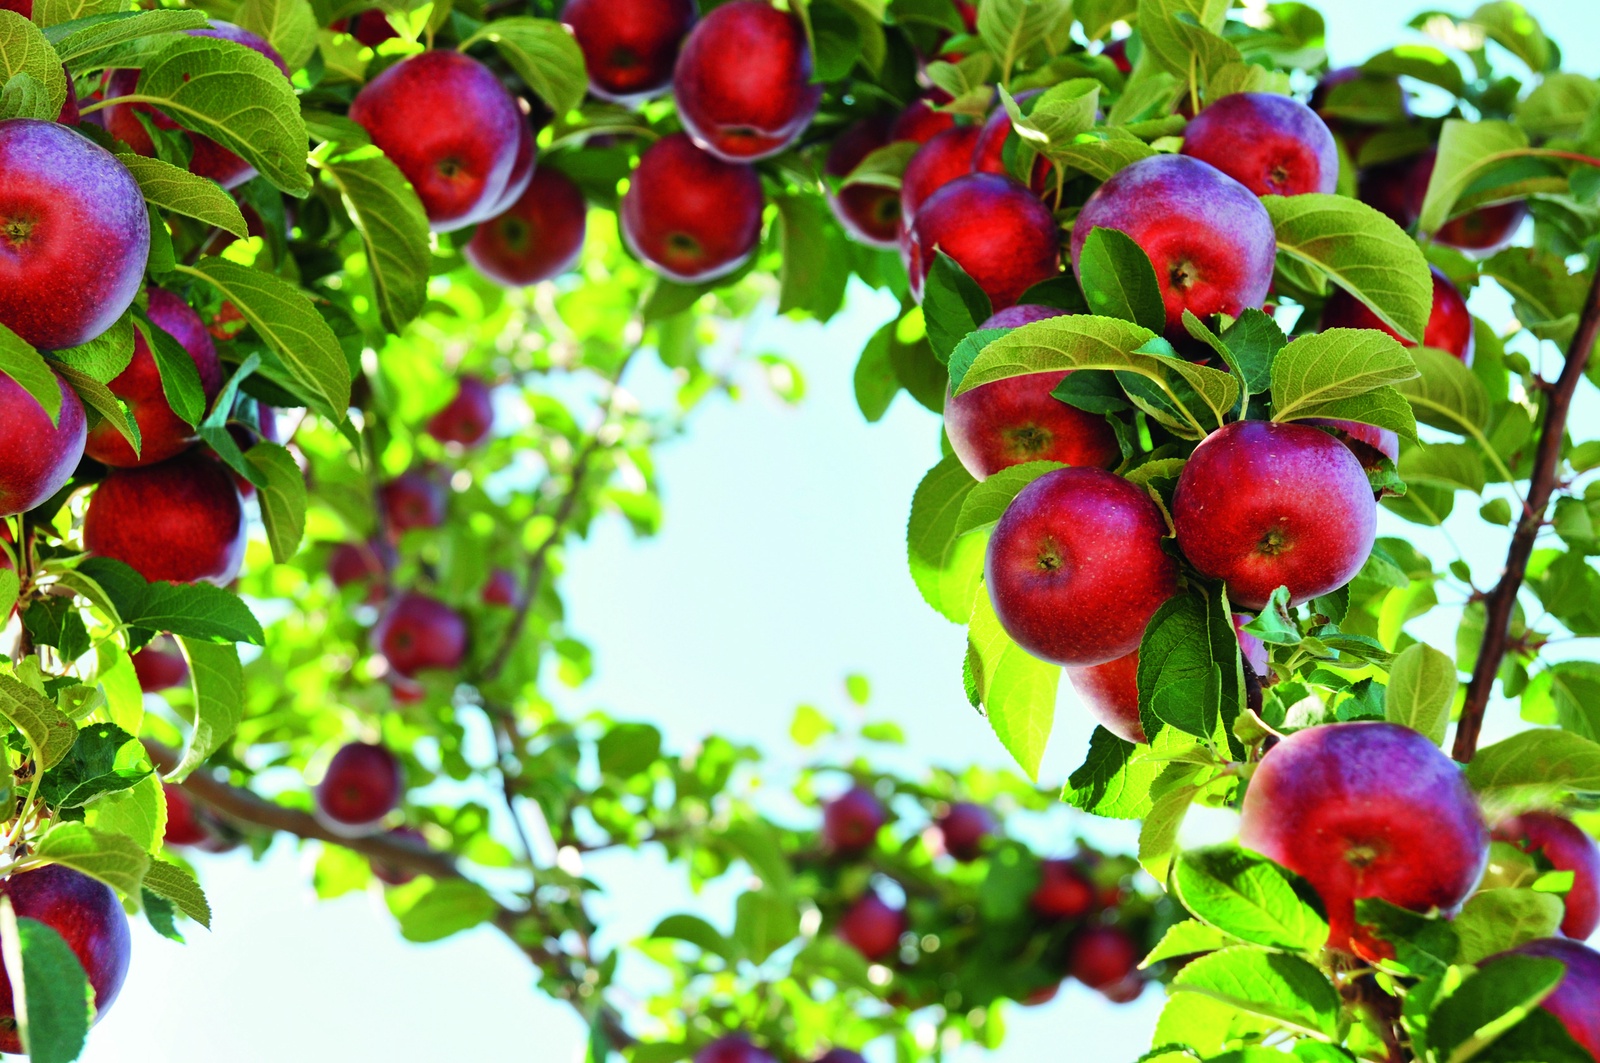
[0,0,1598,1060]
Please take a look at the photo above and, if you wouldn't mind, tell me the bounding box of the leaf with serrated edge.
[245,442,306,563]
[117,154,247,236]
[458,18,586,115]
[142,859,211,927]
[321,145,431,331]
[1385,642,1456,745]
[1173,846,1329,951]
[0,903,91,1063]
[0,320,60,424]
[50,312,134,384]
[1141,919,1237,968]
[1269,328,1418,423]
[0,11,66,120]
[906,455,982,623]
[0,674,77,769]
[168,638,242,782]
[47,9,210,64]
[1398,345,1491,436]
[234,0,316,70]
[954,461,1064,538]
[29,821,150,897]
[967,586,1060,780]
[53,363,140,452]
[1466,728,1600,799]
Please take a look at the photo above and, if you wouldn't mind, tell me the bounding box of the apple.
[825,116,902,250]
[837,890,907,961]
[349,52,524,231]
[823,785,885,854]
[888,91,956,145]
[133,640,189,692]
[85,289,223,467]
[1032,858,1096,918]
[380,468,448,535]
[83,451,247,585]
[370,826,429,886]
[315,742,403,831]
[1100,973,1145,1003]
[620,133,764,283]
[1102,38,1131,74]
[1172,420,1378,611]
[1496,939,1600,1060]
[1233,613,1270,678]
[1068,925,1139,990]
[1492,811,1600,940]
[908,173,1061,310]
[1022,981,1061,1006]
[1070,154,1275,332]
[0,866,131,1053]
[426,377,496,447]
[1239,721,1489,954]
[980,305,1069,330]
[331,9,399,47]
[1405,149,1527,253]
[1321,264,1474,365]
[971,92,1052,193]
[0,0,31,16]
[373,591,468,677]
[938,801,997,862]
[0,119,150,351]
[482,567,518,606]
[985,467,1178,666]
[564,0,696,102]
[672,0,820,162]
[329,538,394,600]
[900,124,981,223]
[466,167,588,287]
[0,369,86,518]
[57,66,79,125]
[1180,92,1337,197]
[1358,158,1418,228]
[814,1051,867,1063]
[163,783,212,846]
[480,114,537,220]
[1299,417,1400,472]
[695,1036,779,1063]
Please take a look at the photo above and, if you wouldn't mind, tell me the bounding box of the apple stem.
[1453,265,1600,763]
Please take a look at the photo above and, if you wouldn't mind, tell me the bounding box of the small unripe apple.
[1067,925,1139,990]
[823,785,885,854]
[563,0,696,102]
[837,890,906,961]
[909,173,1061,311]
[466,168,588,288]
[1493,939,1600,1059]
[379,469,448,535]
[1492,811,1600,940]
[1321,264,1474,365]
[83,452,247,585]
[316,742,403,831]
[937,801,997,862]
[1180,92,1337,197]
[373,591,468,677]
[0,368,86,518]
[694,1036,779,1063]
[620,133,765,283]
[1032,858,1096,919]
[426,377,496,447]
[133,641,189,693]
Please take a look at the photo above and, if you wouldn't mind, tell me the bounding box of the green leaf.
[966,587,1061,781]
[1399,345,1491,435]
[0,570,17,623]
[839,139,918,190]
[1172,846,1329,951]
[1452,889,1562,965]
[0,11,66,121]
[1354,897,1460,977]
[1385,642,1457,745]
[1136,0,1232,81]
[1000,78,1100,150]
[0,673,77,769]
[321,144,431,332]
[852,321,900,421]
[30,821,150,897]
[115,154,247,237]
[0,320,60,425]
[1430,956,1567,1063]
[1220,309,1286,398]
[77,558,265,645]
[50,312,134,385]
[923,252,993,363]
[85,772,164,854]
[245,441,307,563]
[774,193,847,320]
[31,0,122,27]
[1076,227,1166,333]
[1141,919,1237,968]
[234,0,317,71]
[596,722,661,778]
[47,10,210,66]
[0,905,92,1063]
[976,0,1073,81]
[650,913,736,961]
[391,878,498,943]
[953,460,1064,537]
[1480,247,1591,347]
[1269,328,1418,423]
[1139,781,1202,882]
[1137,587,1245,744]
[789,704,834,746]
[459,17,587,115]
[1061,725,1159,819]
[1263,194,1433,342]
[168,638,242,782]
[141,858,211,928]
[38,722,149,809]
[1467,1,1552,72]
[906,455,985,624]
[1416,120,1532,236]
[1362,44,1466,97]
[134,311,206,428]
[1466,728,1600,799]
[52,363,140,452]
[733,889,799,964]
[1155,947,1341,1050]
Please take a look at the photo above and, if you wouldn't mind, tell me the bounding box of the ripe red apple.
[1180,92,1337,198]
[909,173,1061,310]
[1172,420,1377,611]
[1405,149,1527,253]
[1068,925,1139,990]
[83,452,247,585]
[620,133,764,283]
[1321,264,1474,365]
[1032,858,1096,918]
[1070,154,1275,332]
[331,9,399,47]
[985,467,1178,666]
[479,115,537,220]
[1239,721,1489,953]
[0,369,86,518]
[466,168,588,287]
[133,641,189,692]
[379,468,448,535]
[1496,939,1600,1059]
[1300,417,1400,471]
[970,92,1052,193]
[563,0,696,102]
[0,0,31,16]
[1100,972,1145,1003]
[814,1051,867,1063]
[162,783,211,846]
[329,538,393,600]
[695,1036,779,1063]
[315,742,403,831]
[1493,811,1600,940]
[1022,981,1061,1006]
[373,591,468,677]
[426,377,496,447]
[349,52,524,231]
[370,826,429,886]
[85,289,222,467]
[823,785,885,854]
[482,567,518,606]
[1102,38,1131,74]
[56,67,79,125]
[944,346,1120,480]
[837,890,906,961]
[0,119,149,350]
[900,124,981,223]
[1358,158,1417,228]
[825,115,901,250]
[0,865,131,1053]
[672,0,820,162]
[938,801,997,862]
[888,92,956,145]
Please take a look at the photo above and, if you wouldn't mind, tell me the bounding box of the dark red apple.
[0,0,32,16]
[984,467,1178,666]
[1405,149,1527,253]
[814,1051,867,1063]
[825,115,901,250]
[938,801,996,862]
[620,133,764,283]
[970,93,1052,193]
[1070,154,1275,332]
[1320,264,1474,364]
[1067,650,1144,744]
[1068,925,1139,990]
[0,369,86,518]
[695,1036,779,1063]
[0,119,149,350]
[1496,939,1600,1060]
[945,352,1119,480]
[162,783,211,846]
[900,124,981,223]
[316,742,403,830]
[909,173,1061,310]
[1358,159,1418,228]
[83,452,247,585]
[1100,972,1145,1003]
[837,890,906,962]
[349,51,524,231]
[373,591,467,677]
[1493,811,1600,940]
[56,67,79,125]
[133,641,189,692]
[1032,858,1096,918]
[1172,420,1377,611]
[332,9,400,47]
[479,115,536,221]
[1239,721,1488,953]
[379,469,447,535]
[1102,38,1131,74]
[888,92,956,145]
[564,0,696,102]
[466,167,587,287]
[329,538,393,599]
[672,0,820,162]
[1300,417,1400,471]
[482,567,518,606]
[823,785,885,854]
[370,826,429,886]
[425,377,496,447]
[85,289,222,467]
[1022,981,1061,1006]
[1181,92,1337,198]
[0,866,130,1053]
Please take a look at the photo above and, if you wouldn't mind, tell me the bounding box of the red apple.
[315,742,403,831]
[162,782,215,848]
[379,468,448,535]
[1068,925,1139,990]
[620,133,764,283]
[837,890,906,961]
[823,785,885,855]
[373,591,467,677]
[1102,38,1131,74]
[482,567,518,606]
[563,0,696,102]
[1022,981,1061,1006]
[695,1036,779,1063]
[1100,972,1145,1003]
[1299,417,1400,471]
[332,9,399,47]
[0,369,86,518]
[1233,612,1270,678]
[370,826,429,886]
[985,467,1178,666]
[1493,811,1600,940]
[56,66,79,125]
[133,640,189,693]
[83,452,247,585]
[888,92,956,145]
[425,377,496,447]
[938,801,997,862]
[814,1051,867,1063]
[466,167,588,287]
[1172,420,1377,611]
[480,115,537,219]
[825,115,901,250]
[900,124,981,223]
[349,51,524,231]
[1405,149,1527,253]
[672,0,820,162]
[0,119,149,350]
[1181,92,1337,198]
[0,866,130,1053]
[1496,939,1600,1060]
[1321,263,1474,365]
[0,0,31,16]
[909,173,1060,310]
[945,348,1120,480]
[329,538,394,599]
[1239,721,1489,953]
[1032,858,1096,918]
[1067,650,1144,744]
[1358,158,1418,228]
[1070,154,1275,332]
[970,92,1053,193]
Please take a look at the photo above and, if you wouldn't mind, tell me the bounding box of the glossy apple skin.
[85,289,222,467]
[909,173,1061,310]
[1071,155,1275,332]
[467,167,587,287]
[985,467,1178,666]
[1498,939,1600,1060]
[837,891,906,961]
[971,95,1052,193]
[482,567,518,606]
[373,591,467,677]
[426,376,496,446]
[1405,150,1527,253]
[945,368,1119,480]
[316,742,403,830]
[1493,811,1600,940]
[980,304,1069,330]
[1181,93,1337,197]
[823,785,885,854]
[480,116,537,220]
[1321,264,1474,365]
[83,452,247,585]
[1068,925,1139,990]
[0,369,86,518]
[938,802,997,862]
[380,469,447,535]
[350,52,523,232]
[695,1036,779,1063]
[163,782,210,846]
[1172,420,1377,611]
[0,120,150,351]
[1300,417,1400,471]
[0,866,131,1052]
[564,0,696,101]
[620,133,764,283]
[1032,858,1096,918]
[672,0,820,162]
[133,643,189,692]
[1239,721,1489,954]
[1068,649,1144,743]
[825,116,901,250]
[889,92,956,145]
[900,124,981,222]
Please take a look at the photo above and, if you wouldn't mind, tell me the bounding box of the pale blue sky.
[78,2,1600,1060]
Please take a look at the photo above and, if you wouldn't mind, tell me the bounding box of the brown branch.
[1454,267,1600,763]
